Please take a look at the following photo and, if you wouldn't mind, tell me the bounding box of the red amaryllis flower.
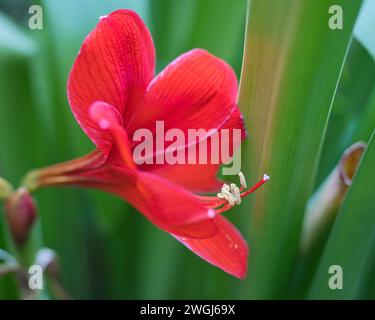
[26,10,269,278]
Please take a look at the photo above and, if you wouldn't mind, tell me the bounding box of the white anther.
[221,184,230,192]
[217,182,241,206]
[238,171,247,188]
[220,187,236,206]
[216,172,269,206]
[230,183,241,205]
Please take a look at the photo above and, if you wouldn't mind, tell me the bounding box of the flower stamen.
[197,172,270,218]
[240,173,270,198]
[214,172,270,212]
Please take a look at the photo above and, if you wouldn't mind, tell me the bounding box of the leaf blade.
[238,0,362,298]
[308,130,375,299]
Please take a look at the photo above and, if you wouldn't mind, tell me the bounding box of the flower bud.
[4,188,37,246]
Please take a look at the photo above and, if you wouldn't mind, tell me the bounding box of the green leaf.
[238,0,362,298]
[354,0,375,60]
[353,85,375,142]
[291,142,366,299]
[308,130,375,299]
[317,39,375,184]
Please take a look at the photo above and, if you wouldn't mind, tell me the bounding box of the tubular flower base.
[24,10,269,278]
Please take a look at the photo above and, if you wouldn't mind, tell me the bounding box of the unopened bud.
[4,188,37,246]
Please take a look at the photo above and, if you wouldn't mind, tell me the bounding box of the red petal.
[89,101,136,169]
[143,105,246,192]
[76,166,219,239]
[128,49,238,131]
[174,216,248,278]
[127,49,246,191]
[149,164,222,193]
[67,10,155,155]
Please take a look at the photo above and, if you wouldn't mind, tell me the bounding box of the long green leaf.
[308,130,375,299]
[238,0,362,298]
[317,39,375,184]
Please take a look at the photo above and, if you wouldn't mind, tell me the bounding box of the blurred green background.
[0,0,374,299]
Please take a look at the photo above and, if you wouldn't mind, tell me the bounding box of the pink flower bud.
[4,188,37,246]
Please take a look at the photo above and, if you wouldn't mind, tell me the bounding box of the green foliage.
[238,0,362,298]
[0,0,374,299]
[309,130,375,299]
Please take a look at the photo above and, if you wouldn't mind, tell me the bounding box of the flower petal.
[149,164,222,193]
[128,49,238,131]
[67,9,155,155]
[75,166,219,239]
[174,216,248,278]
[127,49,246,191]
[142,105,245,192]
[89,101,136,169]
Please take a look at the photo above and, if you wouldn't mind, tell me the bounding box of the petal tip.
[88,101,122,130]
